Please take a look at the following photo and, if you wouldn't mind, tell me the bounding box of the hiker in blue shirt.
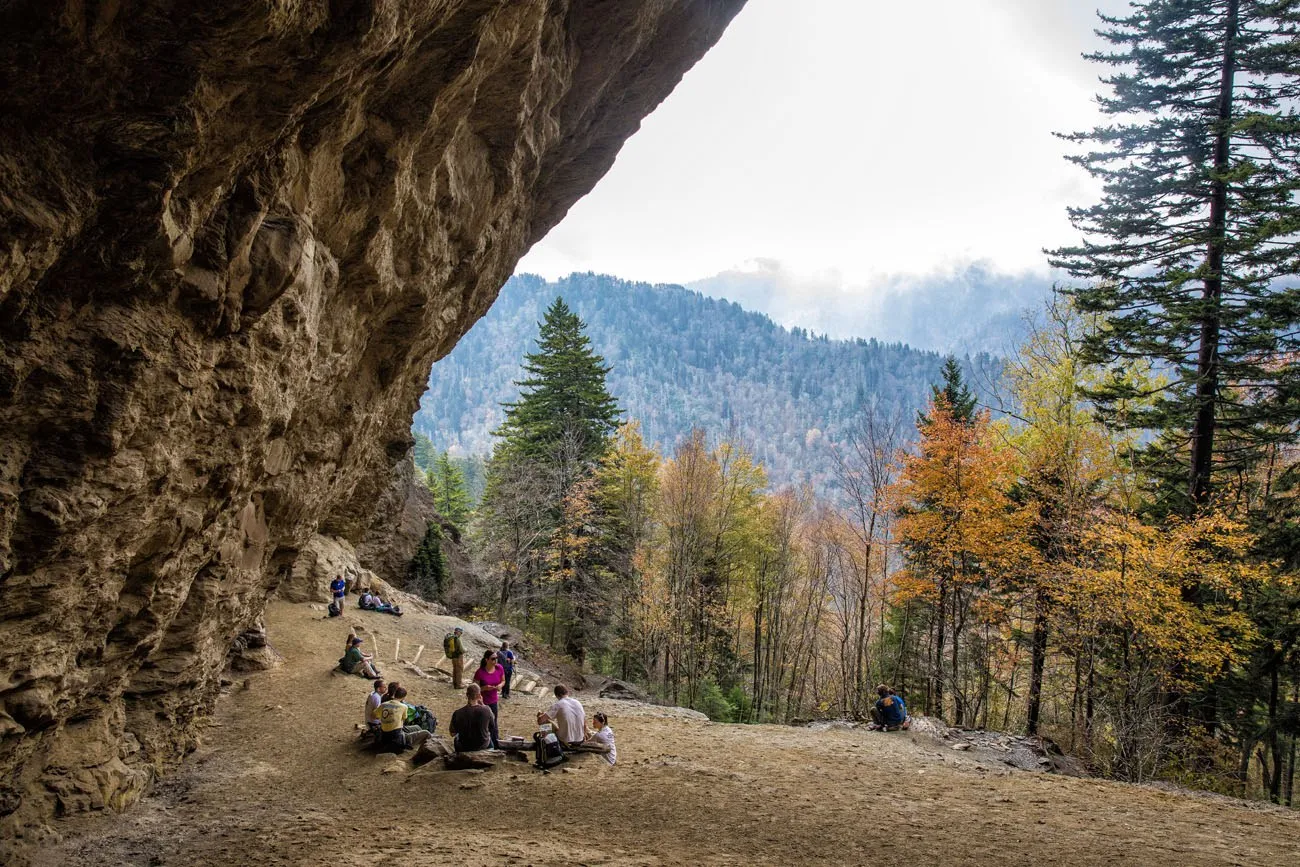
[329,575,347,612]
[871,684,910,731]
[496,642,516,699]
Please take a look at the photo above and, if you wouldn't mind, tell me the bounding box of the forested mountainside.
[415,273,990,488]
[690,261,1051,355]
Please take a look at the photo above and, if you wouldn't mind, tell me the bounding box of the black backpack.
[327,600,342,617]
[533,731,566,769]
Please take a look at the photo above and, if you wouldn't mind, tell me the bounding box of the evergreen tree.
[497,296,621,465]
[412,431,437,473]
[1048,0,1300,510]
[407,522,447,599]
[920,356,977,428]
[428,451,473,528]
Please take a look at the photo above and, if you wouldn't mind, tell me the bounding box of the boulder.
[598,679,650,702]
[280,536,361,604]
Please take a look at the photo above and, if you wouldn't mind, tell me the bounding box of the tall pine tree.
[497,296,621,465]
[1049,0,1300,510]
[428,451,473,528]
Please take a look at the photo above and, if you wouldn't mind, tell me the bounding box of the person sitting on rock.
[357,590,402,616]
[586,711,617,766]
[377,686,430,752]
[537,684,586,748]
[364,678,386,736]
[449,684,497,753]
[341,636,381,678]
[870,684,910,731]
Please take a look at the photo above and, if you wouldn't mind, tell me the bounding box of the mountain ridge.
[416,273,996,488]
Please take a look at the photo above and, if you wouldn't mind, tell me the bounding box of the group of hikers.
[329,574,402,618]
[334,598,616,766]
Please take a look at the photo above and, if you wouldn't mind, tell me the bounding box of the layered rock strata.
[0,0,744,837]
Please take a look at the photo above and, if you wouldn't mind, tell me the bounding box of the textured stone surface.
[354,453,436,585]
[0,0,744,836]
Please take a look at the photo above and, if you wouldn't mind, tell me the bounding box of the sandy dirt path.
[25,601,1300,866]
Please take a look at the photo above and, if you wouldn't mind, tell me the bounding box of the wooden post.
[411,644,425,666]
[394,638,401,662]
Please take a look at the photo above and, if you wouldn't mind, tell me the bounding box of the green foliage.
[428,451,473,527]
[416,273,983,491]
[406,522,447,600]
[1048,0,1300,508]
[692,679,736,722]
[496,296,621,465]
[413,431,437,473]
[923,355,977,426]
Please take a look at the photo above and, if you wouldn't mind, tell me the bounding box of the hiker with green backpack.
[443,627,465,688]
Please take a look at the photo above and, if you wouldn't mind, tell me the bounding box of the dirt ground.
[24,600,1300,866]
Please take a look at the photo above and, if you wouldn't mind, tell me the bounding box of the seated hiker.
[341,636,381,678]
[364,679,386,735]
[871,684,910,731]
[358,590,377,610]
[449,684,498,752]
[586,711,617,766]
[378,686,430,751]
[537,684,586,748]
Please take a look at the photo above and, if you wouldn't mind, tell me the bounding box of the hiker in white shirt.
[536,684,586,746]
[586,711,617,765]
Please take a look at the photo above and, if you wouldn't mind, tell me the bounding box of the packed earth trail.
[25,600,1300,867]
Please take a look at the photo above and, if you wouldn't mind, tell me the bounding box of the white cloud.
[517,0,1124,295]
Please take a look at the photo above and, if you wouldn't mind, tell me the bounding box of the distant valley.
[415,273,1002,488]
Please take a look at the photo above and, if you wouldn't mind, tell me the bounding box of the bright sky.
[517,0,1129,294]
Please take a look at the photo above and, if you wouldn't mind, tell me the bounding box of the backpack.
[443,633,458,656]
[408,705,438,733]
[327,600,342,617]
[533,731,567,769]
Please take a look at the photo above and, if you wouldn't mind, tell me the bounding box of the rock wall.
[0,0,745,838]
[354,453,437,586]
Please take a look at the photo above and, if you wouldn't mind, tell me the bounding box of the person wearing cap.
[443,627,466,688]
[342,636,381,678]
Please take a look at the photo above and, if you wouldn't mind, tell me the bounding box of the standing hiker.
[496,642,516,700]
[473,649,505,729]
[443,627,465,688]
[329,574,346,612]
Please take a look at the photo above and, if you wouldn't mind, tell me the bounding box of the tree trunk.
[1188,0,1237,508]
[1026,586,1050,735]
[934,580,947,719]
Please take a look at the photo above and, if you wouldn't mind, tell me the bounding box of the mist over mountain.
[416,273,995,489]
[689,260,1053,354]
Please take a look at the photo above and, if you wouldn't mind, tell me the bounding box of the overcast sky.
[517,0,1131,305]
